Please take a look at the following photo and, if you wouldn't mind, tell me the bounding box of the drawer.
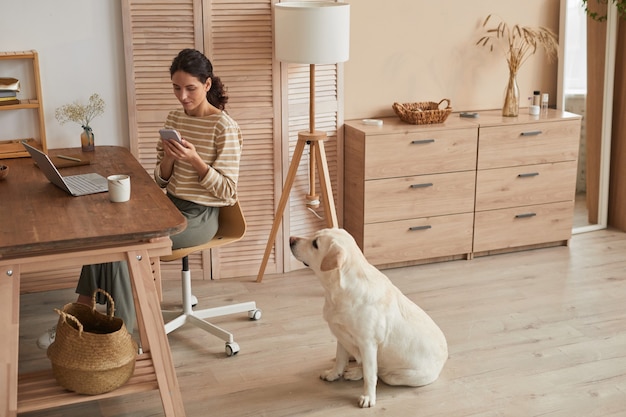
[363,128,477,179]
[364,171,475,223]
[473,201,574,253]
[475,161,577,211]
[363,213,474,265]
[478,120,580,169]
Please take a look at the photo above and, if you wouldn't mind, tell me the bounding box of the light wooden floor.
[19,228,626,417]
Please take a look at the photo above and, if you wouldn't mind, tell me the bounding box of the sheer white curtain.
[564,0,587,95]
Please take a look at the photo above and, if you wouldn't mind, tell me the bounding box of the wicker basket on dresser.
[343,109,581,268]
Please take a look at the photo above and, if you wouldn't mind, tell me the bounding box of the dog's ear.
[320,243,345,272]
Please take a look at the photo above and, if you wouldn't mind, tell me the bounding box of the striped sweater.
[154,110,242,207]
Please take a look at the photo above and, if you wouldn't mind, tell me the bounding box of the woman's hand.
[162,137,197,162]
[162,138,210,179]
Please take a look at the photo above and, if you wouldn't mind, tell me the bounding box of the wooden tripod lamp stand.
[256,1,350,282]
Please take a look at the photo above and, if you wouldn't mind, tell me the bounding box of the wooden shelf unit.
[17,353,158,413]
[0,50,47,158]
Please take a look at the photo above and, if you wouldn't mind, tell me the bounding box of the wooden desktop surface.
[0,146,186,259]
[0,146,188,416]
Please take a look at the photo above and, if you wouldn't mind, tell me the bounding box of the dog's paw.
[358,395,376,408]
[320,369,342,382]
[343,366,363,381]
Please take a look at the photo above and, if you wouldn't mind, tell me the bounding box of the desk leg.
[126,250,186,417]
[0,263,20,417]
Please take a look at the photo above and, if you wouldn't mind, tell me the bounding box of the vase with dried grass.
[55,93,105,152]
[503,69,520,117]
[476,15,558,117]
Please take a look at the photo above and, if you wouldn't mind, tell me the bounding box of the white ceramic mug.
[107,174,131,202]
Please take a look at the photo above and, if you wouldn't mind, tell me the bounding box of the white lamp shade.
[274,2,350,64]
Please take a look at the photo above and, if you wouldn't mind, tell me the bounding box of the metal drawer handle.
[409,225,432,231]
[518,172,539,178]
[410,182,433,189]
[520,130,543,136]
[411,139,435,145]
[515,212,537,219]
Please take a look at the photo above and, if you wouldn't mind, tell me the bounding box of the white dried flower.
[55,93,105,128]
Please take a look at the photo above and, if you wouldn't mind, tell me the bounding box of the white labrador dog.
[289,228,448,408]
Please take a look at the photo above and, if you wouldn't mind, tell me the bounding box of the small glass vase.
[81,125,95,152]
[502,70,520,117]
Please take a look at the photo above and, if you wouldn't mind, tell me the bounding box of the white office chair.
[160,200,261,356]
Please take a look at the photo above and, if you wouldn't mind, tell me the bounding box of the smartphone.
[159,128,183,144]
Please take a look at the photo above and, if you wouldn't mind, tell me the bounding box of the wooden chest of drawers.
[344,116,477,267]
[344,109,581,268]
[473,111,581,254]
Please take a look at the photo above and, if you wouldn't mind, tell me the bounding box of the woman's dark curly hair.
[170,48,229,110]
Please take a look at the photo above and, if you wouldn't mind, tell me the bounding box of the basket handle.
[91,288,115,318]
[392,102,405,112]
[54,308,85,337]
[437,99,451,109]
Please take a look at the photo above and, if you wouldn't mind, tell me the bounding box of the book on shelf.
[0,77,20,91]
[0,98,19,105]
[0,90,17,98]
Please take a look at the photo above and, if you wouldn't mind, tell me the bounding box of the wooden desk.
[0,146,187,416]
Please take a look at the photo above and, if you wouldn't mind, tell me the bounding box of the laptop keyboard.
[65,175,107,195]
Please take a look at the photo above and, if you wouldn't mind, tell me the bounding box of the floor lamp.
[256,1,350,282]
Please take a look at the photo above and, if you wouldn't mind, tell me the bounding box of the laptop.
[22,141,108,196]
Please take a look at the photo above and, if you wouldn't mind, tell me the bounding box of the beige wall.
[0,0,561,148]
[344,0,561,120]
[0,1,128,150]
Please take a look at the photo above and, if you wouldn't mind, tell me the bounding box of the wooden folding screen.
[121,0,343,280]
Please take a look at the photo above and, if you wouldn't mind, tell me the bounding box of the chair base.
[163,269,261,356]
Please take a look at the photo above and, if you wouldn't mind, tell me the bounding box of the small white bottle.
[541,93,549,116]
[533,91,541,107]
[529,94,540,116]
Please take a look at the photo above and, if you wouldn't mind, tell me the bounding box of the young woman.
[38,49,242,349]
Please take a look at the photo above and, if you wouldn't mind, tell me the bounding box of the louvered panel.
[287,65,338,104]
[160,252,205,281]
[122,0,201,162]
[283,61,341,271]
[20,267,83,293]
[284,114,340,271]
[123,0,342,279]
[206,0,278,279]
[122,0,205,279]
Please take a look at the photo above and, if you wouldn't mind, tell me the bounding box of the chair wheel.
[225,342,240,356]
[191,295,198,307]
[248,309,262,320]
